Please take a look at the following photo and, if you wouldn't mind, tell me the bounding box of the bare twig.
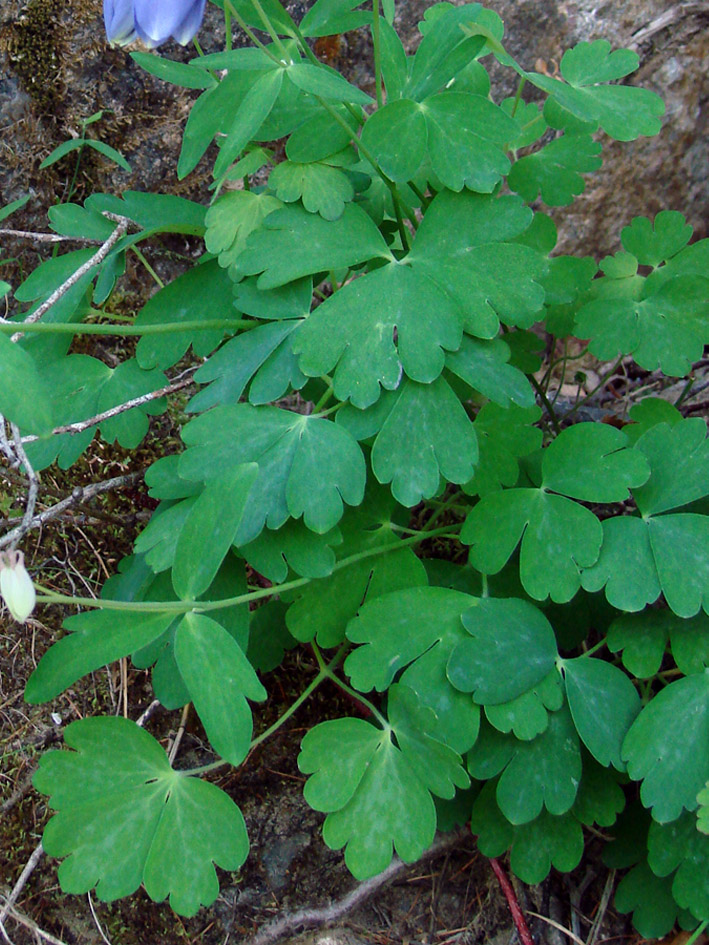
[1,903,70,945]
[585,870,615,945]
[7,423,38,550]
[489,858,535,945]
[630,2,706,46]
[7,214,129,341]
[87,892,114,945]
[168,704,191,764]
[526,912,587,945]
[21,372,196,444]
[0,228,104,244]
[0,771,35,816]
[242,830,467,945]
[0,841,44,929]
[136,699,161,728]
[0,471,143,550]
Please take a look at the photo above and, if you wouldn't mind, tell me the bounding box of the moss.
[0,0,66,112]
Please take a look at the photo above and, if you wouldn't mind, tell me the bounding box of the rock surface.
[1,0,707,267]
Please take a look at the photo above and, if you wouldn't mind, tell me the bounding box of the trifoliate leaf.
[188,320,304,413]
[467,709,582,823]
[648,813,709,921]
[462,488,602,602]
[236,202,392,289]
[268,160,355,220]
[179,405,366,543]
[463,403,542,497]
[213,68,285,178]
[241,520,342,583]
[387,685,470,799]
[471,781,584,883]
[204,191,283,281]
[447,597,558,705]
[172,463,258,600]
[484,670,564,741]
[541,423,650,502]
[445,336,535,409]
[621,211,693,268]
[285,489,427,647]
[300,0,372,37]
[624,396,683,446]
[528,40,664,141]
[345,586,480,753]
[33,717,249,916]
[135,261,240,370]
[25,609,176,704]
[582,421,709,617]
[562,657,640,771]
[615,862,688,939]
[298,718,437,879]
[622,673,709,822]
[174,612,266,766]
[501,98,547,149]
[508,134,602,206]
[371,378,478,506]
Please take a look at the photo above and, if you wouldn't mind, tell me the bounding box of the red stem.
[489,857,535,945]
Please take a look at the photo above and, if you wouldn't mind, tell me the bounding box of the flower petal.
[104,0,137,45]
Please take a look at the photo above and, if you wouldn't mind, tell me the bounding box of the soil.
[2,1,709,943]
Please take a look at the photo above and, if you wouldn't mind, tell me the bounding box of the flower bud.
[0,550,37,624]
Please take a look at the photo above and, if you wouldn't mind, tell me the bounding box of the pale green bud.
[0,550,36,624]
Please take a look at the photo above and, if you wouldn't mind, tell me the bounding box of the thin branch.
[8,423,38,550]
[0,841,44,928]
[0,471,143,550]
[489,858,535,945]
[0,228,104,244]
[242,830,467,945]
[21,373,196,444]
[1,904,70,945]
[7,214,129,341]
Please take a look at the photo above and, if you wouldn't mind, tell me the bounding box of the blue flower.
[104,0,207,48]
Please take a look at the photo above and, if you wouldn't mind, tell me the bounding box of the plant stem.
[561,356,624,421]
[34,526,458,614]
[223,0,284,64]
[509,76,526,119]
[0,319,252,337]
[224,4,232,50]
[529,374,562,434]
[131,246,164,288]
[248,0,290,59]
[371,0,383,108]
[683,920,708,945]
[314,642,389,728]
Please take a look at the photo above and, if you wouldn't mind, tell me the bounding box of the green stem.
[510,76,526,119]
[581,637,607,658]
[0,319,252,337]
[248,0,290,59]
[408,181,430,209]
[223,0,284,64]
[372,0,383,109]
[529,374,562,434]
[131,246,164,289]
[314,642,389,728]
[561,356,624,421]
[312,378,335,413]
[224,4,232,50]
[34,526,457,615]
[684,921,708,945]
[424,489,464,530]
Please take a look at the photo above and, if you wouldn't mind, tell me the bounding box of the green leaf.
[130,51,217,89]
[0,193,30,223]
[370,378,478,507]
[608,609,709,678]
[174,612,266,765]
[134,498,198,574]
[246,601,297,673]
[135,260,241,370]
[582,421,709,617]
[562,658,640,770]
[623,673,709,822]
[48,204,117,240]
[470,781,584,883]
[300,0,371,36]
[205,190,283,281]
[541,423,650,503]
[24,610,176,703]
[241,520,342,583]
[296,264,468,407]
[621,211,693,267]
[615,861,688,938]
[269,159,354,220]
[236,202,391,289]
[172,464,258,600]
[298,718,437,879]
[379,18,408,101]
[405,4,489,101]
[648,813,709,921]
[624,396,683,446]
[286,105,359,162]
[345,586,480,753]
[447,597,558,705]
[286,488,427,648]
[214,68,285,178]
[485,671,564,741]
[85,191,206,236]
[467,708,582,823]
[462,403,542,498]
[528,39,664,141]
[179,405,366,543]
[698,782,709,836]
[219,0,296,35]
[286,62,373,105]
[572,754,626,827]
[33,717,249,916]
[40,138,131,172]
[445,336,535,409]
[96,359,168,448]
[507,133,602,206]
[462,488,603,603]
[0,333,54,434]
